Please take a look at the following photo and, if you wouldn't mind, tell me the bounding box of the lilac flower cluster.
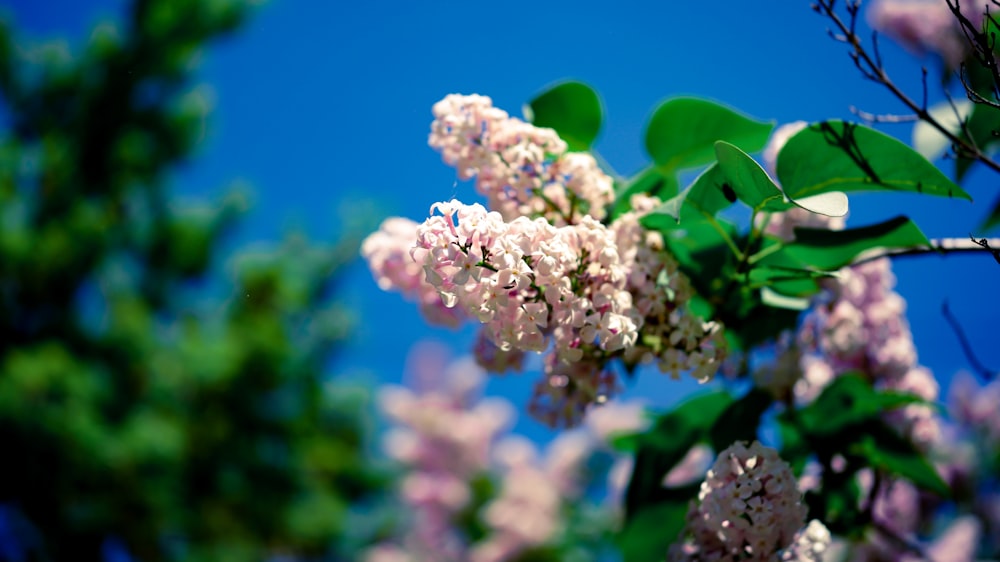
[363,95,727,426]
[798,258,941,445]
[366,344,648,562]
[369,345,514,562]
[669,441,830,562]
[753,123,940,447]
[428,93,614,225]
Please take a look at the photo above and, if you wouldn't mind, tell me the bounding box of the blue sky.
[4,0,998,441]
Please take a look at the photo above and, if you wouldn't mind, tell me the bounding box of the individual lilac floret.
[670,441,814,561]
[429,93,614,225]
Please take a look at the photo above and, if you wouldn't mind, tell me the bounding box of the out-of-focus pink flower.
[911,515,982,562]
[868,0,976,69]
[662,444,713,488]
[794,258,941,447]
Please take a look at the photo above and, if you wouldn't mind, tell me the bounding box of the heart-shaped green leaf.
[526,81,602,151]
[777,120,971,201]
[645,98,773,172]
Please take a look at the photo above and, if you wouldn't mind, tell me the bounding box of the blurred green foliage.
[0,1,381,560]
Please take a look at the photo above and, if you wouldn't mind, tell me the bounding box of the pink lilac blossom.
[669,441,821,561]
[949,370,1000,444]
[369,344,646,561]
[867,0,988,69]
[471,432,589,562]
[412,199,638,361]
[852,469,982,562]
[797,259,941,446]
[361,216,465,328]
[428,93,614,225]
[371,345,514,562]
[476,400,650,561]
[754,121,940,445]
[613,194,728,382]
[366,97,729,427]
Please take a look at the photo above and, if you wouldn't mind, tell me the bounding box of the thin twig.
[849,236,1000,265]
[815,0,1000,175]
[849,106,919,123]
[942,300,999,381]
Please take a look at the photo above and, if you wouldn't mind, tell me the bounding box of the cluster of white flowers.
[363,94,727,426]
[361,216,465,328]
[429,93,614,225]
[670,441,830,562]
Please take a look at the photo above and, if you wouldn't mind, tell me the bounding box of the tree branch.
[850,236,1000,265]
[942,299,999,381]
[814,0,1000,176]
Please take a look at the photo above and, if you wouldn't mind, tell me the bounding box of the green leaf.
[708,388,773,452]
[625,391,732,519]
[956,71,1000,180]
[618,501,688,562]
[718,141,849,218]
[856,424,951,498]
[777,120,972,201]
[713,141,791,213]
[526,81,602,151]
[654,219,737,279]
[644,164,733,224]
[611,166,679,220]
[797,373,884,440]
[777,415,810,476]
[645,97,774,172]
[773,216,931,271]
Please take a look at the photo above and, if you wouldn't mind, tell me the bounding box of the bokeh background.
[1,0,997,559]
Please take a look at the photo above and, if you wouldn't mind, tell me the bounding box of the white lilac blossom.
[779,520,832,562]
[669,441,821,562]
[428,93,614,225]
[363,95,729,426]
[412,199,638,362]
[361,216,465,328]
